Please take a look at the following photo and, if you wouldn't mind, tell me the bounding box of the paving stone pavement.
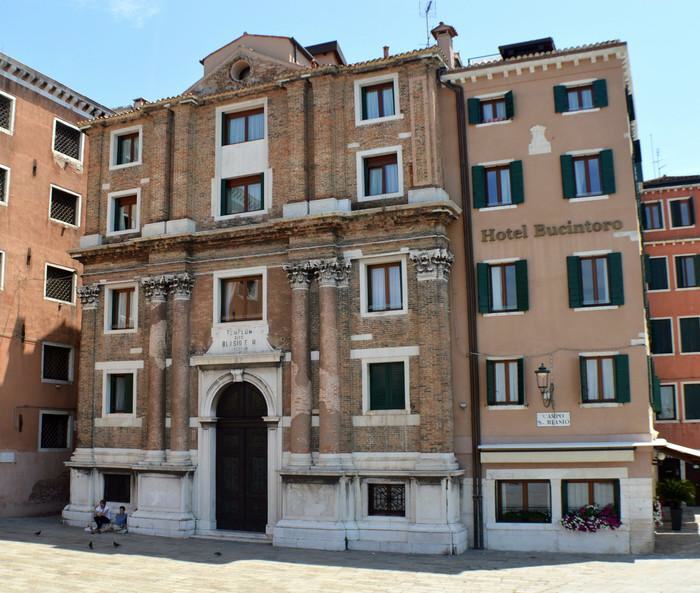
[1,516,699,593]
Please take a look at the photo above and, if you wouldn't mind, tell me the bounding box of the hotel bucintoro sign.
[481,219,624,242]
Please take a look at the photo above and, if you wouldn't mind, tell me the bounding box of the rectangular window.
[39,413,70,449]
[0,165,8,203]
[680,317,700,353]
[112,194,138,232]
[110,287,136,330]
[580,256,610,306]
[368,483,405,517]
[103,474,131,503]
[480,97,507,123]
[42,343,72,383]
[554,80,607,113]
[368,361,406,411]
[116,132,140,166]
[472,160,523,208]
[367,262,402,312]
[53,120,82,161]
[223,108,264,145]
[364,154,399,197]
[0,92,14,133]
[684,384,700,420]
[647,257,668,291]
[642,202,664,230]
[45,265,75,303]
[108,373,134,414]
[468,92,514,124]
[220,275,262,322]
[489,263,518,312]
[650,319,673,354]
[566,85,594,111]
[221,174,263,216]
[49,186,79,227]
[670,199,695,228]
[573,155,602,197]
[562,480,619,514]
[361,82,395,120]
[496,481,551,523]
[487,359,523,405]
[485,165,512,206]
[676,255,700,289]
[657,385,677,421]
[582,356,616,401]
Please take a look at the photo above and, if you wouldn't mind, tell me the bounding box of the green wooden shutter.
[515,260,529,312]
[369,363,386,410]
[651,373,662,413]
[125,376,134,413]
[504,90,515,119]
[600,149,616,195]
[477,263,490,313]
[560,155,576,199]
[607,252,625,306]
[467,98,482,124]
[553,85,568,113]
[517,358,524,405]
[579,356,589,402]
[694,255,700,286]
[510,160,524,204]
[389,362,406,409]
[472,166,486,208]
[567,256,582,308]
[612,479,621,518]
[486,360,496,405]
[626,88,636,121]
[614,354,630,403]
[592,79,608,108]
[561,481,569,516]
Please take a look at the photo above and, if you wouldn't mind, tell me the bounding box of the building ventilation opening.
[231,60,251,82]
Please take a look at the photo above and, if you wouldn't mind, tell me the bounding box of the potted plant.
[657,479,696,531]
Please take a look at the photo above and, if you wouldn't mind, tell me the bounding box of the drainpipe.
[439,69,484,549]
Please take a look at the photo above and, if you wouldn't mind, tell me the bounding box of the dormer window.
[223,108,264,145]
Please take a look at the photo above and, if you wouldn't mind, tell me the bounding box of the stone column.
[283,262,314,465]
[316,258,350,464]
[141,275,170,464]
[167,272,194,464]
[76,284,101,450]
[409,248,455,453]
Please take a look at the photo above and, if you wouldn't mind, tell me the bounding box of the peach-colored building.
[0,53,109,516]
[642,175,700,497]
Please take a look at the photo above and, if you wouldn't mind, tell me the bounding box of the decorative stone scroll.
[77,283,101,309]
[283,261,315,290]
[410,248,454,281]
[314,257,352,288]
[141,275,171,302]
[169,272,195,300]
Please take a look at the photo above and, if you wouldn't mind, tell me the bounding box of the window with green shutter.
[472,165,486,208]
[680,317,700,353]
[649,318,673,354]
[579,355,629,403]
[368,361,406,410]
[554,80,607,113]
[468,92,514,124]
[478,261,528,313]
[567,253,623,308]
[473,161,524,208]
[467,97,482,124]
[592,79,608,108]
[646,257,669,291]
[486,359,524,405]
[553,85,568,113]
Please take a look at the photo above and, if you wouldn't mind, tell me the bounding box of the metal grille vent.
[45,266,74,303]
[0,95,12,131]
[53,121,81,160]
[368,484,406,516]
[50,187,78,225]
[43,344,71,382]
[40,414,69,449]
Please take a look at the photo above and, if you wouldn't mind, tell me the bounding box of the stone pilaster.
[283,261,314,465]
[167,272,194,464]
[315,258,350,463]
[76,284,101,449]
[141,275,170,464]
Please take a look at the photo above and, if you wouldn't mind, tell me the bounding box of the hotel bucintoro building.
[63,25,658,554]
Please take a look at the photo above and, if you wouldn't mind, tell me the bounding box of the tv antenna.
[419,0,437,47]
[649,134,666,178]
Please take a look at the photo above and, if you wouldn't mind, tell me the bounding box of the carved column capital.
[169,272,195,300]
[141,275,171,303]
[314,257,352,288]
[283,261,315,290]
[410,248,454,281]
[77,283,101,310]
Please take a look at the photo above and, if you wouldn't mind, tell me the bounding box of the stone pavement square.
[0,516,699,593]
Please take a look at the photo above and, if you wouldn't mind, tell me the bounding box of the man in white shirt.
[93,500,111,533]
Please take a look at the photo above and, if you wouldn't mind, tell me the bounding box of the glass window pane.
[388,265,402,309]
[596,258,609,303]
[246,279,262,319]
[500,482,523,512]
[482,103,494,122]
[225,185,245,214]
[247,182,263,211]
[490,266,503,311]
[586,359,598,400]
[368,168,383,195]
[499,169,511,203]
[228,117,245,144]
[581,88,593,109]
[248,113,264,140]
[486,170,498,204]
[581,259,594,304]
[495,363,506,402]
[658,386,676,420]
[574,159,588,196]
[384,163,399,194]
[566,482,589,510]
[650,319,673,354]
[364,89,380,119]
[528,483,550,514]
[370,267,386,311]
[681,317,700,353]
[495,100,507,120]
[508,361,519,402]
[504,264,517,309]
[588,158,601,194]
[382,87,395,117]
[593,482,615,507]
[601,358,615,400]
[684,384,700,420]
[567,90,580,111]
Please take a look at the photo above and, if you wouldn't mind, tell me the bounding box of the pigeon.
[89,541,94,549]
[34,530,41,536]
[113,541,121,548]
[214,552,222,556]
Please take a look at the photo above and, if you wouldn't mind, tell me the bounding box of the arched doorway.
[216,382,268,532]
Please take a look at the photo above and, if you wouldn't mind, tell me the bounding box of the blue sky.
[4,0,698,177]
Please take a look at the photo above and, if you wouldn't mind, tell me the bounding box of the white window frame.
[647,255,670,292]
[681,381,700,423]
[109,125,143,171]
[216,98,267,148]
[52,117,84,165]
[0,163,10,206]
[678,315,700,355]
[354,72,402,126]
[356,145,404,202]
[215,171,270,222]
[106,187,141,237]
[350,346,419,415]
[40,341,74,384]
[641,200,665,232]
[579,352,620,405]
[43,262,76,305]
[37,410,72,452]
[0,249,4,291]
[104,282,139,334]
[0,90,16,135]
[96,360,144,418]
[48,183,81,229]
[359,254,408,318]
[667,196,695,229]
[650,317,674,357]
[656,383,678,423]
[673,253,700,291]
[212,266,267,328]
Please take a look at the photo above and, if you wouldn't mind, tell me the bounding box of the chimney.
[430,21,458,68]
[132,97,147,109]
[383,45,390,59]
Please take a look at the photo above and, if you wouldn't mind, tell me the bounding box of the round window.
[231,60,252,82]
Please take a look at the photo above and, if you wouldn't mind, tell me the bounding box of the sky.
[3,0,698,177]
